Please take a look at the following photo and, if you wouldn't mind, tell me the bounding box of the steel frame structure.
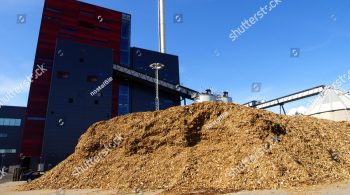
[243,85,325,114]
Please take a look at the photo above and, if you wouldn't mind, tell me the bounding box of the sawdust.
[20,102,350,194]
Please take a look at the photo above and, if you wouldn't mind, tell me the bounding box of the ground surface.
[0,172,13,184]
[1,180,350,195]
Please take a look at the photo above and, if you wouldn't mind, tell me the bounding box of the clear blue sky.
[1,0,350,114]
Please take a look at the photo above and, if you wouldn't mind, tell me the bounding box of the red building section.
[21,0,123,157]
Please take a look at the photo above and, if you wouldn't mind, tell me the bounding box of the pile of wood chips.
[20,102,350,194]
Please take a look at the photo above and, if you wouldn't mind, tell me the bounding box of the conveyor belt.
[243,85,325,109]
[113,64,198,99]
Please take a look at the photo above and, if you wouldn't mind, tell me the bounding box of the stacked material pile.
[21,102,350,194]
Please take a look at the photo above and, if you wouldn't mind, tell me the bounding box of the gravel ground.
[1,180,350,195]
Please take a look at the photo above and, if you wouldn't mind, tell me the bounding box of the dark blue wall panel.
[130,47,180,84]
[130,81,180,113]
[42,39,113,166]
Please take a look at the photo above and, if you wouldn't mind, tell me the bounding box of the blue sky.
[1,0,350,114]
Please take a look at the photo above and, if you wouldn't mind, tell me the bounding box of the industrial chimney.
[158,0,166,53]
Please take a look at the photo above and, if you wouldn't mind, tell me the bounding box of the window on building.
[68,98,74,103]
[60,34,76,39]
[0,133,8,138]
[87,75,98,82]
[121,21,131,38]
[103,19,114,25]
[0,149,16,154]
[118,83,130,116]
[121,39,129,51]
[15,119,21,126]
[57,72,69,79]
[0,118,22,126]
[46,7,61,13]
[95,26,110,32]
[36,57,52,62]
[27,117,45,121]
[93,39,108,44]
[78,21,95,29]
[79,10,94,17]
[61,27,75,33]
[122,14,131,21]
[120,51,129,66]
[94,100,99,105]
[3,118,10,126]
[9,119,15,126]
[120,17,131,67]
[43,15,60,21]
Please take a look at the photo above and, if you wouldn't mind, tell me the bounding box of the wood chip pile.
[20,102,350,194]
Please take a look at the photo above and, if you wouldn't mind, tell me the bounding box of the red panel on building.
[21,0,123,157]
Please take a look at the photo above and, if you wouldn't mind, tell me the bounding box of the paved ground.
[0,172,13,184]
[0,182,161,195]
[1,180,350,195]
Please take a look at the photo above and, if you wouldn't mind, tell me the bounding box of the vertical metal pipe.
[158,0,166,53]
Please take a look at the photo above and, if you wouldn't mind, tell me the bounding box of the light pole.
[149,63,165,111]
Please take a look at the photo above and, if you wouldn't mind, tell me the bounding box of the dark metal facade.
[41,39,114,166]
[129,48,181,112]
[130,47,180,84]
[0,106,26,167]
[22,0,128,158]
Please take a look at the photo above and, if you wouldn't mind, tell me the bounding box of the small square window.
[68,98,74,103]
[121,39,129,51]
[94,100,99,104]
[9,119,16,126]
[87,75,98,82]
[0,133,8,138]
[14,119,21,126]
[79,58,84,63]
[120,51,129,65]
[3,119,10,126]
[57,72,69,79]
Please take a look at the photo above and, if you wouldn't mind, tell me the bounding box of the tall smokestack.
[158,0,166,53]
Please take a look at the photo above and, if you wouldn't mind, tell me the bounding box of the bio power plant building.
[19,0,193,169]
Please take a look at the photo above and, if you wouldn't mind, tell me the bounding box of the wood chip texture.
[20,102,350,194]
